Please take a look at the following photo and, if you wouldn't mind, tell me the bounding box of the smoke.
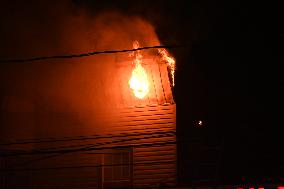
[0,1,160,58]
[0,0,162,139]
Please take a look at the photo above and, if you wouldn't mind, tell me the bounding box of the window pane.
[103,150,131,182]
[122,152,129,164]
[113,165,121,180]
[122,165,130,178]
[104,167,112,181]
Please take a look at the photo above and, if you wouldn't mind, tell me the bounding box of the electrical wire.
[0,126,174,146]
[0,44,186,63]
[1,131,176,157]
[25,131,175,152]
[1,159,176,172]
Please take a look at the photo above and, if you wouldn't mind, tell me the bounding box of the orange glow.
[129,41,149,99]
[158,48,176,86]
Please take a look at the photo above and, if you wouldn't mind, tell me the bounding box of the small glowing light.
[195,120,204,127]
[278,187,284,189]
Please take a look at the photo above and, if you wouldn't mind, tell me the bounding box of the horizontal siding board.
[134,168,176,175]
[133,177,176,184]
[108,125,174,134]
[135,182,176,189]
[134,173,176,180]
[134,144,176,153]
[120,104,174,113]
[29,156,99,168]
[134,160,176,167]
[8,173,100,189]
[119,117,173,123]
[109,120,174,129]
[119,108,175,116]
[134,150,176,158]
[2,103,176,189]
[119,115,174,122]
[134,164,176,171]
[134,154,176,162]
[111,121,175,129]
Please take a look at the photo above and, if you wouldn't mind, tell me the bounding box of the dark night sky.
[1,0,283,185]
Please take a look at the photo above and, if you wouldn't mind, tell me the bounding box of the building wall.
[0,57,176,188]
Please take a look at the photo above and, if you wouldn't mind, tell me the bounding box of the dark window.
[102,149,133,189]
[104,151,131,181]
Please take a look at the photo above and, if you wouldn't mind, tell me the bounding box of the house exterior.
[0,55,176,189]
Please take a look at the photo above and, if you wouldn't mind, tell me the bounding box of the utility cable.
[0,45,186,63]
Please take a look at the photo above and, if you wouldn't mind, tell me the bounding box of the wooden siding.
[1,57,176,189]
[1,104,176,189]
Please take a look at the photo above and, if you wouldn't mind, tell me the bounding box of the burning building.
[0,41,176,189]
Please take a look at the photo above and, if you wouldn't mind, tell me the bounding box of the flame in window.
[129,41,149,99]
[158,48,176,87]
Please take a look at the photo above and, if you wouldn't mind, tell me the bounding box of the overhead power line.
[0,131,176,170]
[0,127,174,146]
[1,131,176,157]
[2,160,176,172]
[42,132,174,153]
[0,44,186,63]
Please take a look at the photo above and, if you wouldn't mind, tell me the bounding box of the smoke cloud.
[0,0,162,139]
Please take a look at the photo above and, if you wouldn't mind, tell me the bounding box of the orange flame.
[129,41,149,99]
[158,49,176,86]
